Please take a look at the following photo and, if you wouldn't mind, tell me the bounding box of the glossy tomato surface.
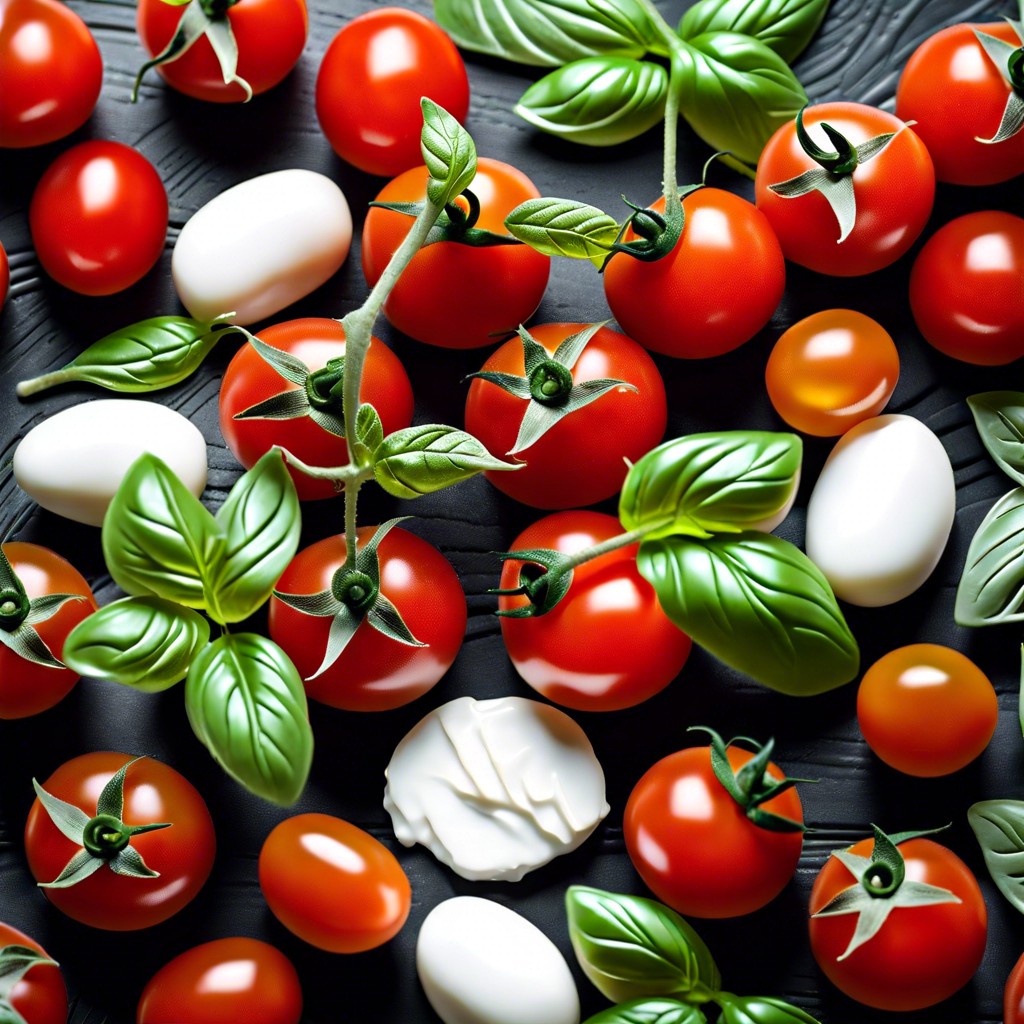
[0,542,97,720]
[218,318,414,500]
[1,241,8,307]
[809,837,987,1010]
[259,813,411,953]
[24,752,216,930]
[1006,951,1024,1024]
[0,0,102,148]
[896,22,1024,186]
[29,141,168,296]
[755,103,935,276]
[624,743,803,918]
[361,158,550,348]
[316,7,469,176]
[465,323,667,509]
[137,938,302,1024]
[765,309,899,436]
[603,188,785,358]
[0,922,66,1024]
[136,0,307,103]
[909,209,1024,365]
[498,511,691,711]
[269,527,466,711]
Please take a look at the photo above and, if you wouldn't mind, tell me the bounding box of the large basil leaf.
[566,886,720,1005]
[716,994,821,1024]
[62,596,210,692]
[955,487,1024,627]
[185,633,312,805]
[968,800,1024,915]
[516,58,667,146]
[421,98,477,208]
[586,1000,707,1024]
[967,391,1024,486]
[677,33,806,164]
[619,432,801,540]
[505,197,621,268]
[102,454,223,610]
[678,0,830,63]
[638,533,858,695]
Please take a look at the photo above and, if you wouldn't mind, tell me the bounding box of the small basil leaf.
[505,197,621,268]
[955,488,1024,627]
[967,391,1024,486]
[677,32,807,164]
[62,596,210,692]
[421,98,477,208]
[678,0,830,63]
[585,999,707,1024]
[638,533,858,695]
[716,994,822,1024]
[353,404,385,465]
[566,886,721,1005]
[968,799,1024,915]
[516,58,667,147]
[619,432,802,540]
[185,633,312,805]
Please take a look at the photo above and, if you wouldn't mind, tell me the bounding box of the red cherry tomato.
[857,644,997,777]
[603,189,785,358]
[1006,951,1024,1024]
[316,7,469,177]
[465,323,667,509]
[259,813,411,953]
[755,103,935,276]
[137,938,302,1024]
[0,0,102,148]
[24,752,216,930]
[809,837,986,1011]
[269,527,466,711]
[218,318,414,500]
[896,22,1024,186]
[909,210,1024,365]
[498,511,691,712]
[136,0,307,103]
[0,922,66,1024]
[1,240,8,308]
[0,542,97,720]
[29,141,168,296]
[361,158,550,348]
[765,309,899,436]
[624,741,803,917]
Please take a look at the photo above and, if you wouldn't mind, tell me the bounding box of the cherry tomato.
[765,309,899,436]
[361,158,550,348]
[857,644,997,777]
[1,240,8,308]
[269,527,466,711]
[909,210,1024,365]
[624,741,803,917]
[755,103,935,277]
[259,813,411,953]
[0,542,97,720]
[465,323,667,509]
[29,141,168,296]
[136,0,307,103]
[603,188,784,358]
[0,922,66,1024]
[218,318,414,501]
[809,837,986,1010]
[316,7,469,177]
[896,22,1024,186]
[137,938,302,1024]
[1006,951,1024,1024]
[498,512,691,712]
[0,0,102,148]
[24,752,216,930]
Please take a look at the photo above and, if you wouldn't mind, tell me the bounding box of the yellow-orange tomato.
[857,644,997,777]
[765,309,899,436]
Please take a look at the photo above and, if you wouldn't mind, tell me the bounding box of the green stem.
[561,525,656,571]
[272,446,373,486]
[15,370,82,398]
[344,476,363,569]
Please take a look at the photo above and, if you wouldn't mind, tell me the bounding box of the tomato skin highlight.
[259,813,411,953]
[0,922,66,1024]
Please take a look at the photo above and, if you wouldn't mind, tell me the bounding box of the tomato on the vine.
[316,7,469,177]
[0,922,66,1024]
[602,188,785,358]
[361,158,550,348]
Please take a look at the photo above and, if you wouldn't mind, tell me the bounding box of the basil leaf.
[967,391,1024,486]
[677,32,806,164]
[102,454,223,611]
[968,799,1024,915]
[421,98,477,208]
[62,596,210,692]
[955,488,1024,627]
[619,432,802,540]
[566,886,721,1005]
[717,994,822,1024]
[678,0,830,63]
[207,451,300,624]
[505,197,621,268]
[516,57,667,147]
[353,403,385,466]
[373,425,518,499]
[637,533,858,695]
[586,999,707,1024]
[185,633,312,805]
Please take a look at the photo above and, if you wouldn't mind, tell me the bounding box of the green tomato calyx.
[973,27,1024,143]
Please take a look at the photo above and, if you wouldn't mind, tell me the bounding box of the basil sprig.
[968,799,1024,916]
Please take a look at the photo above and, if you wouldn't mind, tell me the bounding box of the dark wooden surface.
[1,1,1023,1021]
